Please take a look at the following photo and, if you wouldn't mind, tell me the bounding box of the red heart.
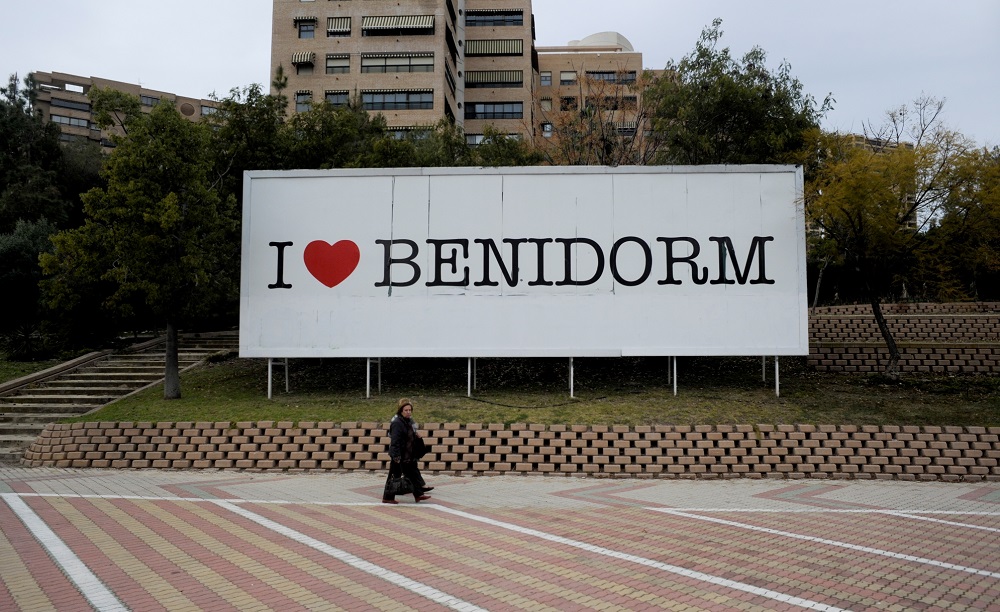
[303,240,360,288]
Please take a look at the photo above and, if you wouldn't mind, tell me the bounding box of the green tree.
[205,82,291,207]
[649,19,832,165]
[41,95,239,398]
[0,74,102,357]
[806,97,974,376]
[915,146,1000,300]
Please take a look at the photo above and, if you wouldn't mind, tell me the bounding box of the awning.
[327,17,351,33]
[291,52,316,65]
[465,70,523,84]
[362,89,433,94]
[325,54,349,60]
[361,15,434,29]
[293,15,317,22]
[361,52,433,59]
[617,121,639,130]
[295,90,312,95]
[465,9,523,16]
[464,39,523,56]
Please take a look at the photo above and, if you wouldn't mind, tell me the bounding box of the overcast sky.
[3,0,997,147]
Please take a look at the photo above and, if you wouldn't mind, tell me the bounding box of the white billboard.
[239,166,807,358]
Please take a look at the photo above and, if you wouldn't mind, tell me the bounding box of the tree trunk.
[164,322,181,399]
[812,257,830,309]
[866,287,901,379]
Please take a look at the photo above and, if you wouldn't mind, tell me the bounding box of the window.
[464,39,523,56]
[361,54,433,73]
[465,70,523,88]
[50,114,89,128]
[559,71,577,86]
[588,95,637,111]
[362,15,434,37]
[201,105,217,115]
[140,95,159,106]
[540,98,552,112]
[466,133,484,146]
[560,96,578,111]
[540,71,552,87]
[464,102,523,120]
[585,71,637,85]
[465,9,523,27]
[50,98,90,112]
[295,91,312,112]
[541,122,553,138]
[325,91,349,107]
[361,90,433,110]
[326,55,349,74]
[298,22,315,38]
[292,51,316,75]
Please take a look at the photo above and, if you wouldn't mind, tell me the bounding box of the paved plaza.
[2,467,999,611]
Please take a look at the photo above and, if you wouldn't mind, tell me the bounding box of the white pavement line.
[654,509,1000,580]
[1,493,128,612]
[655,508,1000,515]
[214,501,486,612]
[884,511,1000,533]
[431,505,847,612]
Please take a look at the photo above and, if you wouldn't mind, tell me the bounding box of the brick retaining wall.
[22,421,1000,482]
[808,302,1000,373]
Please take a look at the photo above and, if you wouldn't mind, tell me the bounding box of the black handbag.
[415,436,428,459]
[388,474,414,496]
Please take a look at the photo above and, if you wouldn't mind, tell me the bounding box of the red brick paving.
[2,468,999,610]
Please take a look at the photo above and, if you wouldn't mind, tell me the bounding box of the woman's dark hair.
[396,397,413,416]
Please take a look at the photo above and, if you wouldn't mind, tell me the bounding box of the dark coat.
[388,415,418,462]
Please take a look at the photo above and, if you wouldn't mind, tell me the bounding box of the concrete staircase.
[0,331,238,463]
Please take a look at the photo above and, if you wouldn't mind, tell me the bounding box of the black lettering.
[555,238,604,286]
[527,238,554,286]
[610,236,652,287]
[426,239,469,287]
[657,237,708,285]
[474,238,526,287]
[374,239,420,287]
[267,241,293,289]
[709,236,775,285]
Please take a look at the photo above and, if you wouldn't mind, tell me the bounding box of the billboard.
[239,166,807,358]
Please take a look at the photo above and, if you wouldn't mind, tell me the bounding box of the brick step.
[0,423,51,437]
[0,394,114,405]
[0,413,77,424]
[37,379,151,389]
[0,403,102,414]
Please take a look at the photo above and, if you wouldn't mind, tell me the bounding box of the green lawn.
[51,355,1000,427]
[0,358,62,384]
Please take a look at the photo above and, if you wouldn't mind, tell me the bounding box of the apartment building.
[273,0,651,146]
[534,32,647,152]
[29,71,217,147]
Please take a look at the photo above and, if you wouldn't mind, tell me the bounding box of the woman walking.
[382,398,433,504]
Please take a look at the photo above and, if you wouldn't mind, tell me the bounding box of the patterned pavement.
[2,467,999,611]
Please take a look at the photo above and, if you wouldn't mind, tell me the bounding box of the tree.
[915,145,1000,301]
[205,82,291,209]
[41,95,239,398]
[536,69,660,166]
[0,74,102,357]
[648,19,832,165]
[471,125,542,167]
[806,97,975,376]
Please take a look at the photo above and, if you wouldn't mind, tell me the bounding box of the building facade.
[271,0,647,144]
[29,71,217,147]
